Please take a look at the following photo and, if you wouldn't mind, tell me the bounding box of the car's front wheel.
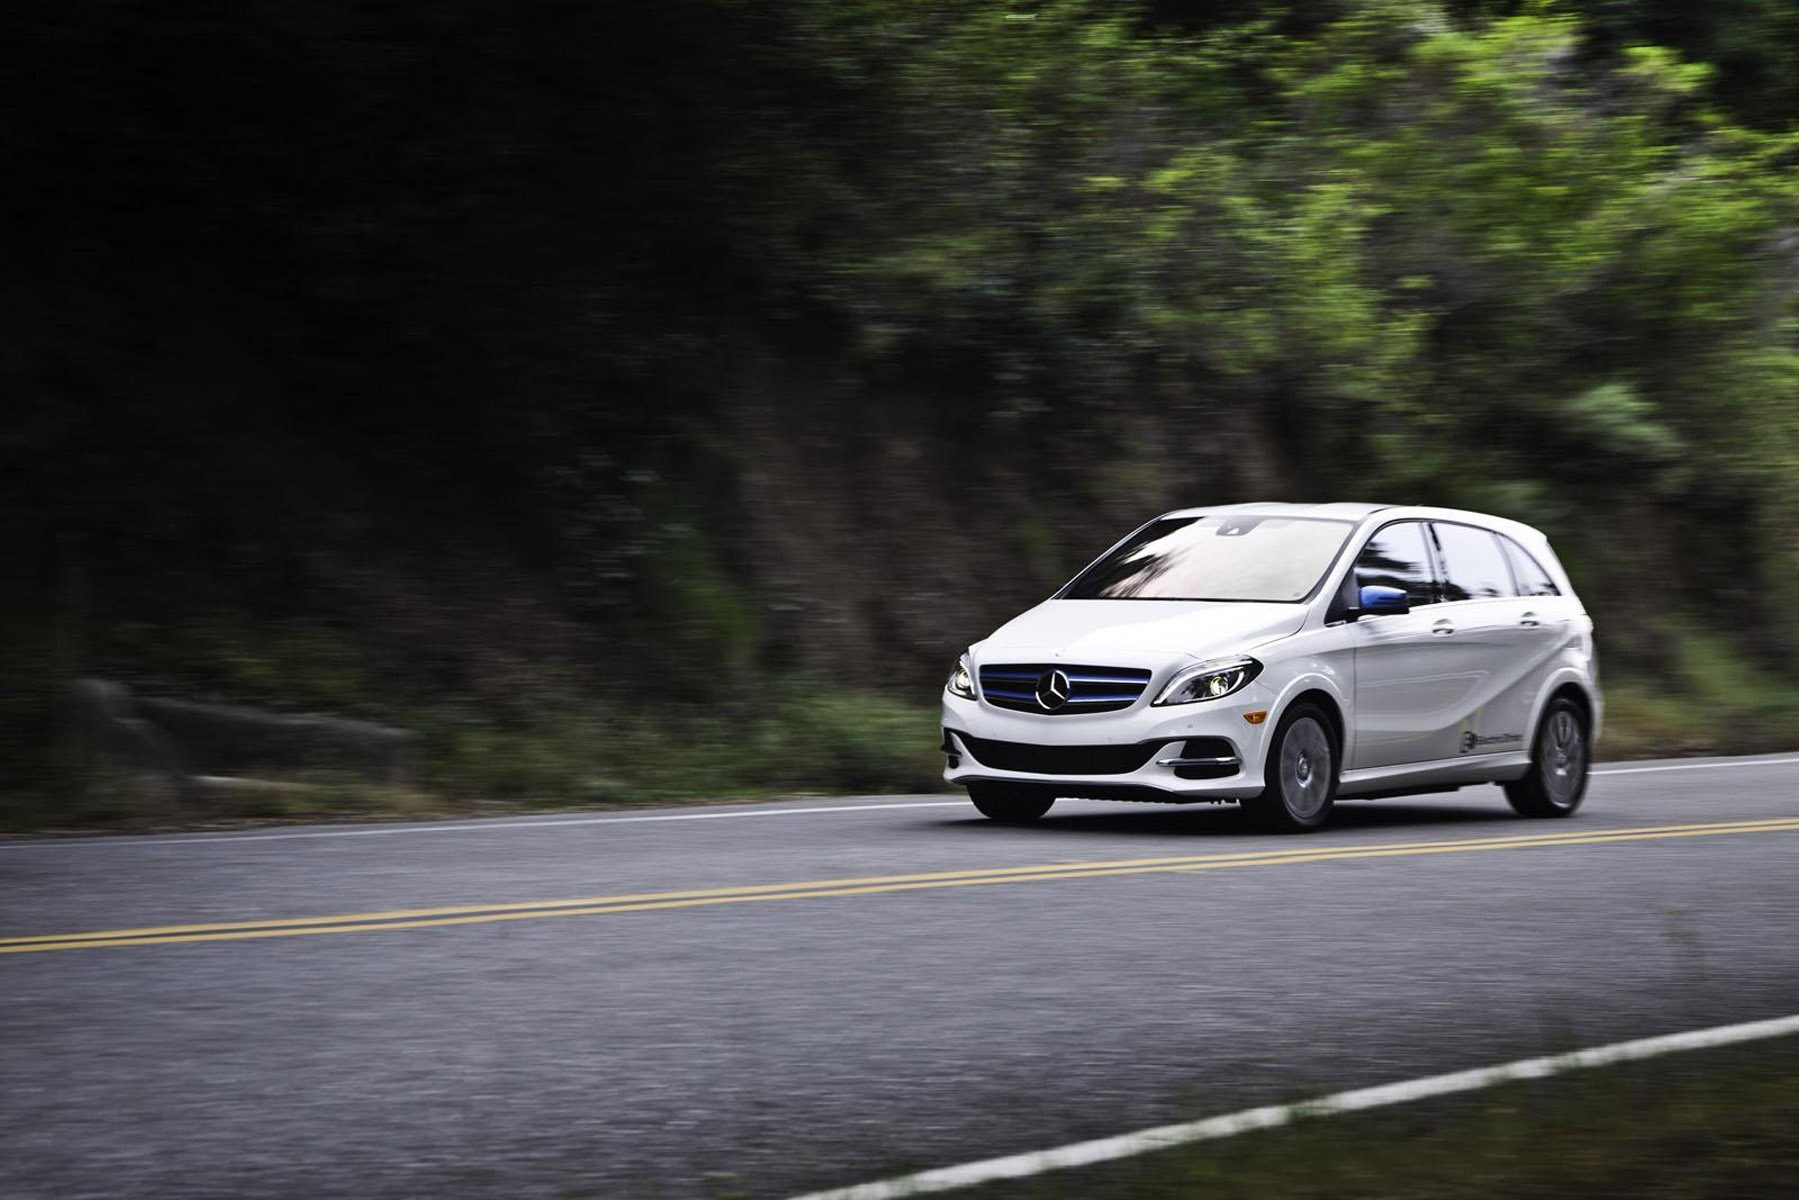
[1241,703,1338,832]
[1504,697,1590,818]
[966,783,1056,823]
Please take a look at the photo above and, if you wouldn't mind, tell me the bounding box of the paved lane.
[3,754,1798,1198]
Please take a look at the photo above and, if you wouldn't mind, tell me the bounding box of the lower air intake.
[950,731,1163,775]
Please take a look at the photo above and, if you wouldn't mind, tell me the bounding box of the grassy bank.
[5,615,1797,833]
[10,677,1796,834]
[0,684,948,833]
[952,1032,1799,1200]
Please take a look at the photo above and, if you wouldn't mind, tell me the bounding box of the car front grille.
[977,663,1153,714]
[949,731,1164,775]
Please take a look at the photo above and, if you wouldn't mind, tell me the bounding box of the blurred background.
[5,0,1799,827]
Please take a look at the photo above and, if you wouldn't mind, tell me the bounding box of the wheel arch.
[1247,684,1347,831]
[1279,686,1347,762]
[1258,657,1353,781]
[1528,673,1601,751]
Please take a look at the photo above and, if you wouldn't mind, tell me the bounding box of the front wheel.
[1241,704,1338,832]
[966,783,1056,823]
[1505,698,1590,818]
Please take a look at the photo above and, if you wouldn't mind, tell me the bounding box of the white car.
[942,503,1599,830]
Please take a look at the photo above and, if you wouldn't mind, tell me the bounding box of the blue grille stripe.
[980,669,1150,681]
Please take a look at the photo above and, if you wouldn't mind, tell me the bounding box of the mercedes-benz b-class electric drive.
[942,503,1599,830]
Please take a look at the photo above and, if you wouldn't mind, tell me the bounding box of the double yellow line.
[6,816,1798,955]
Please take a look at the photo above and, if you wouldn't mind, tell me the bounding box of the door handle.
[1519,611,1541,627]
[1431,619,1456,636]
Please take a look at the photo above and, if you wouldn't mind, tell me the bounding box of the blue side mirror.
[1359,584,1411,616]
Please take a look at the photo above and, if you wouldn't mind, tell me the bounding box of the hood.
[976,599,1306,665]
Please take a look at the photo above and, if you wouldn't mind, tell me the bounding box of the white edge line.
[1593,756,1799,776]
[7,753,1797,851]
[786,1012,1799,1200]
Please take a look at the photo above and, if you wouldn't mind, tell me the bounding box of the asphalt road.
[5,754,1799,1199]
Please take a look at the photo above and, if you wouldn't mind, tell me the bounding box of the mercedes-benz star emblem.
[1035,669,1071,712]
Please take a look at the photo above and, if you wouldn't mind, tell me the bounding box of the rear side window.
[1500,535,1561,597]
[1431,523,1516,601]
[1354,521,1436,604]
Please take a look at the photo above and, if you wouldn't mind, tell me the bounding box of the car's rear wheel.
[1505,697,1590,818]
[1242,703,1337,832]
[966,783,1056,823]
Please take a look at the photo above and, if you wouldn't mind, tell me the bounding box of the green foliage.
[1601,628,1799,758]
[12,0,1799,822]
[636,519,763,692]
[770,0,1799,669]
[99,617,379,716]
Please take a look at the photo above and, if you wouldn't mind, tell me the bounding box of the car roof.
[1160,501,1392,521]
[1157,501,1550,543]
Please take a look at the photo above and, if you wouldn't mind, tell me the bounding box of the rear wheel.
[1242,704,1337,832]
[966,783,1056,823]
[1505,697,1590,818]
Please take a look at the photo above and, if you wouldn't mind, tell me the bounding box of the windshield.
[1061,515,1354,602]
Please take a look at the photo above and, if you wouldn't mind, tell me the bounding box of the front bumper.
[941,682,1277,801]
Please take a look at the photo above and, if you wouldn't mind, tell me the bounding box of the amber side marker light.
[1243,710,1268,725]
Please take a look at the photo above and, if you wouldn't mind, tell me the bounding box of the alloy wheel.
[1280,716,1333,821]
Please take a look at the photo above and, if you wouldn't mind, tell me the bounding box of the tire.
[966,783,1056,823]
[1505,697,1590,818]
[1241,703,1338,832]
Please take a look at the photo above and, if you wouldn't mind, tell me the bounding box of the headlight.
[1153,656,1262,705]
[947,657,977,700]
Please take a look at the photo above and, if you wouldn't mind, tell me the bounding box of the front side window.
[1432,523,1516,601]
[1062,515,1354,602]
[1500,535,1561,597]
[1353,521,1436,604]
